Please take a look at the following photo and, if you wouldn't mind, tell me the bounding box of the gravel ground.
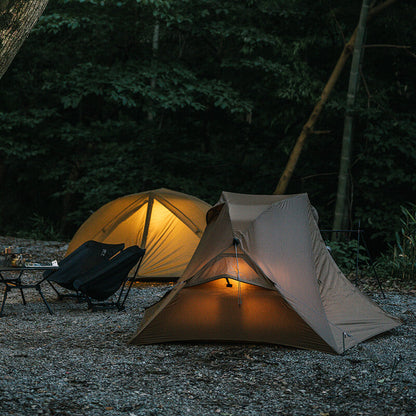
[0,236,415,416]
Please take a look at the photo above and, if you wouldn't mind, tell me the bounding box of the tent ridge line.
[234,194,337,349]
[155,194,203,236]
[233,195,307,237]
[182,249,229,284]
[99,198,146,237]
[185,245,273,290]
[187,274,273,289]
[239,196,330,313]
[182,241,244,285]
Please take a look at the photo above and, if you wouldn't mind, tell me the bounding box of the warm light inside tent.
[96,202,147,248]
[190,254,271,288]
[131,191,401,353]
[138,199,201,277]
[136,278,327,350]
[66,189,210,279]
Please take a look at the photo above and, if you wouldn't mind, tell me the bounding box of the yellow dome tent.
[66,188,211,280]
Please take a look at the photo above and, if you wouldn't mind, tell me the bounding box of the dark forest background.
[0,0,415,257]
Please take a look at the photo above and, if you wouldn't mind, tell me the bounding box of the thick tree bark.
[273,0,398,195]
[0,0,49,80]
[332,0,371,237]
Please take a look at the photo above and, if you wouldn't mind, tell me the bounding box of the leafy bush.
[325,238,370,276]
[15,213,64,242]
[375,203,416,282]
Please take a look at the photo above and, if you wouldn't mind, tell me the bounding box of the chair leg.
[86,297,93,310]
[1,286,9,316]
[119,279,134,310]
[36,285,54,315]
[47,281,62,299]
[117,257,143,310]
[19,287,26,305]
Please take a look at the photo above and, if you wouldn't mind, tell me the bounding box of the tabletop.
[0,265,59,272]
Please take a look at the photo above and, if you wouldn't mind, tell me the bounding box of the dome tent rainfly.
[66,188,211,280]
[130,192,401,353]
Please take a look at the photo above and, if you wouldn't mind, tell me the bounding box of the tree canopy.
[0,0,415,249]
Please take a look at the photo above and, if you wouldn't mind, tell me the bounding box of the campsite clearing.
[0,236,415,416]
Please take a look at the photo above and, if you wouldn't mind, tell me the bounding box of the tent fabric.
[66,188,211,280]
[130,191,401,354]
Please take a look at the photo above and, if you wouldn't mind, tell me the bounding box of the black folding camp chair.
[44,241,125,300]
[72,245,145,311]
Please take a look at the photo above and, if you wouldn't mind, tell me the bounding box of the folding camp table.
[0,265,58,316]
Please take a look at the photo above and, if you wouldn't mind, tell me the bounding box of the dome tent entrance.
[130,192,400,353]
[66,189,211,280]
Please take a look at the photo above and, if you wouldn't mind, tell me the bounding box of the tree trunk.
[332,0,371,238]
[0,0,49,79]
[273,0,398,195]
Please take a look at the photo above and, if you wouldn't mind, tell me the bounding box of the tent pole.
[141,195,154,249]
[233,238,242,306]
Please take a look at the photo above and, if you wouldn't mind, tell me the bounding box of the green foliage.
[14,213,63,242]
[326,239,370,276]
[375,203,416,282]
[0,0,414,245]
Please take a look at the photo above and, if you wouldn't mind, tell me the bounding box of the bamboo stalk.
[273,0,399,195]
[332,0,371,238]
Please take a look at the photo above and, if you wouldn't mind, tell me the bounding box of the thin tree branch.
[364,44,411,49]
[406,50,416,59]
[330,9,346,45]
[312,130,332,135]
[301,172,337,181]
[368,0,398,18]
[273,0,398,195]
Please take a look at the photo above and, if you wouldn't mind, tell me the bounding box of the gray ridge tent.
[130,192,400,353]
